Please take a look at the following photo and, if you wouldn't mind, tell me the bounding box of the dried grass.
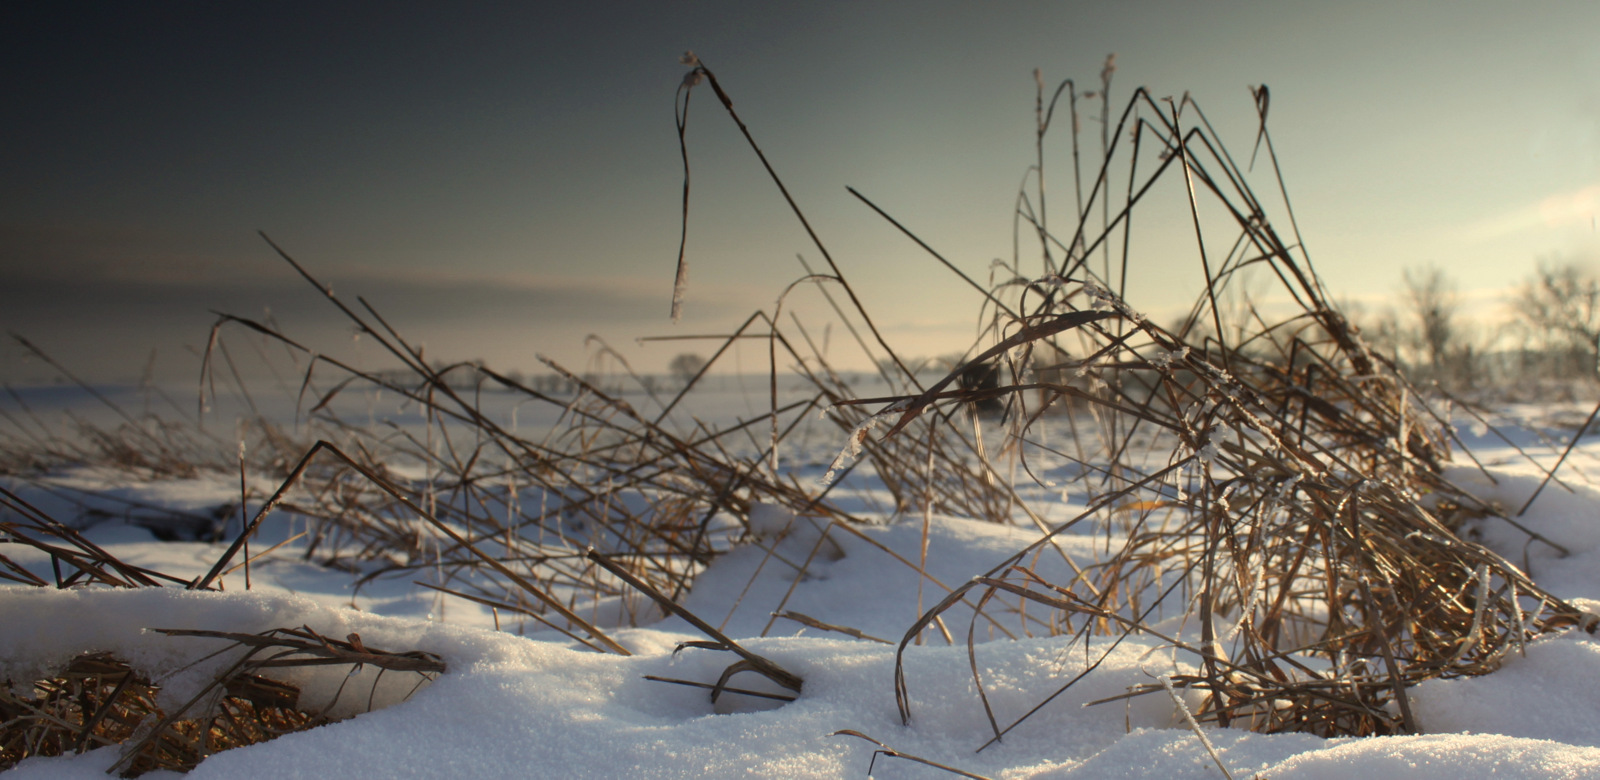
[1,475,441,775]
[1,651,322,777]
[843,76,1595,742]
[4,54,1597,777]
[0,625,440,777]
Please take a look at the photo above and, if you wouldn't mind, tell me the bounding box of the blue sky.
[4,1,1598,383]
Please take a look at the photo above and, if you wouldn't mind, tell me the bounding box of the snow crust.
[9,411,1600,778]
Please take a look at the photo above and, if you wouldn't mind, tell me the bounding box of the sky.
[4,1,1599,384]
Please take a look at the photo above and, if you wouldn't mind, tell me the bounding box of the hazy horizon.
[5,2,1599,384]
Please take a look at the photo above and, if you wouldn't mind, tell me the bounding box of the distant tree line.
[1355,257,1600,396]
[373,261,1600,402]
[369,362,627,396]
[411,352,719,397]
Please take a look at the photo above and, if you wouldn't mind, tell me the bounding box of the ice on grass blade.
[1079,277,1146,322]
[1082,278,1115,312]
[819,410,892,486]
[1150,345,1189,369]
[1159,675,1235,780]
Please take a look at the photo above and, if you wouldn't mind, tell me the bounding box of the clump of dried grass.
[839,73,1597,741]
[0,625,441,777]
[1,489,442,775]
[1,651,321,776]
[661,51,1599,741]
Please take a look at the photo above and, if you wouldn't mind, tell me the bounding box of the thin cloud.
[1462,184,1600,241]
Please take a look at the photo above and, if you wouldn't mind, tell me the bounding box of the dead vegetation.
[2,651,323,776]
[3,53,1598,776]
[0,486,443,775]
[670,54,1595,743]
[0,631,440,777]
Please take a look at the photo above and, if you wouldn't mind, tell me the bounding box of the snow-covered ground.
[7,390,1600,778]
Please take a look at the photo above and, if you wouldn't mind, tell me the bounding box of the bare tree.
[1512,258,1600,379]
[668,352,708,386]
[1401,265,1468,386]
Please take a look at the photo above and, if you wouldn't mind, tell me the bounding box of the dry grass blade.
[1,486,179,588]
[587,548,802,698]
[639,675,797,702]
[1160,674,1236,780]
[149,627,446,674]
[204,439,635,655]
[1513,396,1600,517]
[830,729,994,780]
[99,626,441,776]
[770,611,892,644]
[168,243,864,655]
[878,310,1117,438]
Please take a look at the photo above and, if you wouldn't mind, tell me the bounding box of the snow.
[1411,631,1600,748]
[9,398,1600,778]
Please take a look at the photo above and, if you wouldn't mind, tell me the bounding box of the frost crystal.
[1079,278,1147,322]
[1033,273,1067,289]
[679,51,704,87]
[819,412,890,486]
[1151,346,1189,369]
[1082,279,1115,312]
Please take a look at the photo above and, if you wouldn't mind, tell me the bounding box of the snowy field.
[7,385,1600,779]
